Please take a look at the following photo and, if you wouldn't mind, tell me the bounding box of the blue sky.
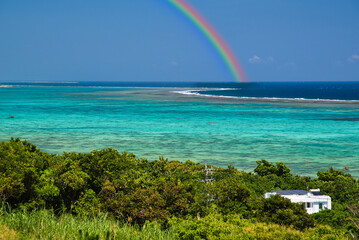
[1,0,358,82]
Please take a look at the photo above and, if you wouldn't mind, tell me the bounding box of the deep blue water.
[195,82,359,101]
[6,81,359,101]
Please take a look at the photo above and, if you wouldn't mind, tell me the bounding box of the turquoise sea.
[1,82,359,177]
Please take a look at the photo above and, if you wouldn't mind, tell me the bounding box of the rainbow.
[168,0,247,82]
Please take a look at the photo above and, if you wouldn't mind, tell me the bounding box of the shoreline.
[171,88,359,104]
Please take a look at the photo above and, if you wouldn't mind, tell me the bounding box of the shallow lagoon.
[1,85,359,177]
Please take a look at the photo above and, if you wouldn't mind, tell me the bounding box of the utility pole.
[204,162,214,202]
[204,163,214,185]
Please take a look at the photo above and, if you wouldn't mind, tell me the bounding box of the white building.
[264,189,331,214]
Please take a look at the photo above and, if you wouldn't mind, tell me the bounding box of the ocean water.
[1,81,359,177]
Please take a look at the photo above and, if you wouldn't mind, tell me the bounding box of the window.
[306,202,312,208]
[319,203,323,209]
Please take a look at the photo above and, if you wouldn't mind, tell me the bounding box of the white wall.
[264,192,332,214]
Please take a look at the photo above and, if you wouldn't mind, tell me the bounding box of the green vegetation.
[0,206,174,240]
[0,138,358,239]
[0,207,346,240]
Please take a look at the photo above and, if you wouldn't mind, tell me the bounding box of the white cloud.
[284,62,296,67]
[249,56,275,64]
[334,60,342,65]
[171,61,178,66]
[267,57,275,63]
[347,54,359,62]
[249,55,262,63]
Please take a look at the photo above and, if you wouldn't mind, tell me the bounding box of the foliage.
[254,160,291,177]
[0,138,55,209]
[73,189,103,217]
[169,212,345,240]
[258,194,314,230]
[0,138,357,238]
[311,167,359,203]
[0,139,209,225]
[312,205,349,229]
[209,177,251,215]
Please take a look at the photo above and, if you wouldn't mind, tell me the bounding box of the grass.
[169,213,347,240]
[0,206,174,240]
[0,206,347,240]
[0,224,18,240]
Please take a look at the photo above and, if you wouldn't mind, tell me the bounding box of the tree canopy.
[1,138,358,236]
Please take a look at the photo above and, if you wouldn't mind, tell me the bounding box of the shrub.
[259,194,314,230]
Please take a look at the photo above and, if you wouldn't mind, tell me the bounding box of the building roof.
[272,190,308,195]
[310,191,324,196]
